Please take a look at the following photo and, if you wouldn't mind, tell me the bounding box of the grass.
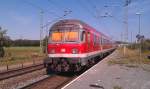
[113,85,123,89]
[108,47,150,66]
[0,47,46,66]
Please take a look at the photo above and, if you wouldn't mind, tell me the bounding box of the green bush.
[128,39,150,52]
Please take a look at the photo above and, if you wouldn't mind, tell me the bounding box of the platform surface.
[62,50,150,89]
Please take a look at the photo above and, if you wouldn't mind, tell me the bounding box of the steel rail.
[0,63,44,81]
[20,74,76,89]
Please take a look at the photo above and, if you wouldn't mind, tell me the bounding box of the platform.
[62,50,150,89]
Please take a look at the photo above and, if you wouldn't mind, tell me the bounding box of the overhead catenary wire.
[21,0,55,53]
[86,0,104,23]
[77,0,105,33]
[42,10,72,29]
[97,0,129,43]
[86,0,114,37]
[86,0,98,16]
[47,0,72,19]
[22,0,59,17]
[21,0,72,53]
[21,0,45,53]
[77,0,97,20]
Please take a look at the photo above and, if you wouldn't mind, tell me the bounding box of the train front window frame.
[81,31,85,42]
[49,27,80,43]
[50,30,64,42]
[64,29,79,42]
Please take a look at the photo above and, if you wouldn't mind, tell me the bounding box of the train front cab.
[44,23,115,73]
[44,27,90,73]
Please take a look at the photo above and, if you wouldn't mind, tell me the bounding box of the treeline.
[11,39,40,46]
[0,26,48,47]
[128,39,150,51]
[2,39,41,47]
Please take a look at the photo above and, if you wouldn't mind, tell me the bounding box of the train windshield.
[50,28,79,43]
[51,31,63,42]
[65,30,79,42]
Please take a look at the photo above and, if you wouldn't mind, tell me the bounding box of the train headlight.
[50,49,55,54]
[72,48,78,54]
[61,48,66,53]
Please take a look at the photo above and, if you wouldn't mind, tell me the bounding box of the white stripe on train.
[48,48,114,58]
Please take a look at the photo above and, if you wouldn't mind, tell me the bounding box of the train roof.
[51,19,111,40]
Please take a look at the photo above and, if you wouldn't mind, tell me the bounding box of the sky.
[0,0,150,42]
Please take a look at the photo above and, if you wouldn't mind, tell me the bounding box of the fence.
[0,59,43,73]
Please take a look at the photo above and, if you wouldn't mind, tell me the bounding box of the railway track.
[0,51,113,88]
[0,63,44,81]
[21,74,76,89]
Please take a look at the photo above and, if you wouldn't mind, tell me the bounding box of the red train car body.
[44,19,115,73]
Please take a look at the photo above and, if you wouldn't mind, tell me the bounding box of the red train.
[44,19,116,73]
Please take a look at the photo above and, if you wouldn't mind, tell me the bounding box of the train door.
[87,32,91,52]
[100,36,103,50]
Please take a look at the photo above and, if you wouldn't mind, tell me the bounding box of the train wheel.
[91,59,95,65]
[46,67,50,74]
[56,64,61,72]
[75,64,81,72]
[64,65,69,72]
[46,64,54,74]
[88,59,93,67]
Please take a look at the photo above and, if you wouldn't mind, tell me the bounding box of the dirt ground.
[103,50,150,89]
[106,48,150,89]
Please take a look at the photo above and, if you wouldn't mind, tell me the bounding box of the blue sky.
[0,0,150,42]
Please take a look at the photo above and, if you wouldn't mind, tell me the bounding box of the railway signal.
[136,34,144,60]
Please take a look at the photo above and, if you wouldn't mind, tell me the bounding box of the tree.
[43,36,48,54]
[0,26,7,57]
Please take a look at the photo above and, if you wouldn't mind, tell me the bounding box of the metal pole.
[138,14,141,35]
[131,31,132,48]
[136,12,142,61]
[45,22,48,55]
[123,0,129,56]
[131,31,132,43]
[40,11,44,53]
[138,14,142,60]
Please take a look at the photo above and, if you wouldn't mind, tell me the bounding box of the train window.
[96,36,99,44]
[104,39,106,44]
[100,37,102,45]
[65,31,79,42]
[87,32,90,43]
[51,32,63,42]
[98,36,99,44]
[103,38,106,44]
[50,28,79,42]
[81,31,85,42]
[101,37,104,45]
[94,35,97,45]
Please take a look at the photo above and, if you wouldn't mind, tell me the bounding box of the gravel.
[0,69,47,89]
[14,75,49,89]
